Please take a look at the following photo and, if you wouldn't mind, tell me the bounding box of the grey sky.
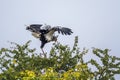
[0,0,120,78]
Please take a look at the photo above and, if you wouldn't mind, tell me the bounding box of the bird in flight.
[26,24,73,54]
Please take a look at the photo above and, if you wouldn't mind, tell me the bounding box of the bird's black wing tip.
[50,26,73,35]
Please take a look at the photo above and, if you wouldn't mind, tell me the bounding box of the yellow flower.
[72,72,80,78]
[47,67,53,72]
[26,70,35,77]
[20,71,24,76]
[20,70,36,77]
[12,59,17,64]
[63,72,69,78]
[22,77,34,80]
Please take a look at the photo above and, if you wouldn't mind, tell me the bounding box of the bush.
[0,36,120,80]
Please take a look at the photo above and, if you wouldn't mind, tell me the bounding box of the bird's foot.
[40,52,47,58]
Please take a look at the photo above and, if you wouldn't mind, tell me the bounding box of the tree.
[0,36,120,80]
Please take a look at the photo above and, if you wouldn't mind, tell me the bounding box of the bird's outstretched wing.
[49,26,73,35]
[26,24,43,33]
[26,24,43,38]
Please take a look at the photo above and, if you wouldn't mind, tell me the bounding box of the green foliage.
[0,36,120,80]
[90,48,120,80]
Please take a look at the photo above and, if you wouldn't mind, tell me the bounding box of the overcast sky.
[0,0,120,78]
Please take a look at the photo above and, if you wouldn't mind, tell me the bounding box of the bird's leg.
[56,40,59,44]
[55,40,59,45]
[54,35,59,44]
[40,48,46,58]
[41,48,45,54]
